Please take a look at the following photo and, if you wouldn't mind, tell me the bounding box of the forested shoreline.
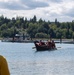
[0,15,74,39]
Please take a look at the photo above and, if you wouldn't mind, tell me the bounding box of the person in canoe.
[51,40,56,48]
[46,40,52,48]
[46,40,56,48]
[39,40,45,46]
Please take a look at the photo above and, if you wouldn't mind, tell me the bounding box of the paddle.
[32,47,36,49]
[57,47,61,48]
[32,47,61,49]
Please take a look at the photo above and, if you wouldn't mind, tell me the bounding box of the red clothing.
[47,41,52,48]
[51,41,56,48]
[39,40,45,46]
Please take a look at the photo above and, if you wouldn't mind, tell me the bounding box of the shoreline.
[1,38,74,44]
[33,38,74,44]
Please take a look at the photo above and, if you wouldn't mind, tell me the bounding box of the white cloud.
[0,0,74,22]
[0,0,18,2]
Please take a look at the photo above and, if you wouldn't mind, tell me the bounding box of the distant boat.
[34,41,57,51]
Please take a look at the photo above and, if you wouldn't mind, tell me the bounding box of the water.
[0,41,74,75]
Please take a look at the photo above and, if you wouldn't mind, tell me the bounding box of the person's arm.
[1,56,10,75]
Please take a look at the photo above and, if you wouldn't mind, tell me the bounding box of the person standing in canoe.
[51,40,56,48]
[0,55,10,75]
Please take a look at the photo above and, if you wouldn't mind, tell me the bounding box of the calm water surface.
[0,41,74,75]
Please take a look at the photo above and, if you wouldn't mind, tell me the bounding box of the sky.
[0,0,74,22]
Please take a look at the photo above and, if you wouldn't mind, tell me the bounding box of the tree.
[38,18,43,24]
[35,33,49,38]
[15,19,21,28]
[56,28,62,39]
[27,23,38,39]
[30,15,37,23]
[71,21,74,31]
[72,32,74,41]
[55,18,57,24]
[0,23,7,30]
[48,28,56,38]
[37,25,47,33]
[32,15,37,23]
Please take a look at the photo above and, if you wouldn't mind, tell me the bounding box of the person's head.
[48,40,51,42]
[52,40,54,43]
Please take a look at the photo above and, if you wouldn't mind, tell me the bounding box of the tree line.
[0,15,74,39]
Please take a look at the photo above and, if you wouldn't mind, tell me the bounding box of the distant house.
[2,33,32,42]
[14,33,31,41]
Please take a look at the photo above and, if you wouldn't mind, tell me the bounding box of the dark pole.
[50,33,52,41]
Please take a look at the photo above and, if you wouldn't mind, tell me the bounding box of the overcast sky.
[0,0,74,22]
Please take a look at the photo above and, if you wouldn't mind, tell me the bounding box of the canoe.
[34,41,57,51]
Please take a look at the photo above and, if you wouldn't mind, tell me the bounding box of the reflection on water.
[0,41,74,75]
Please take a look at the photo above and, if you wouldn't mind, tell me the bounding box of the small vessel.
[34,41,57,51]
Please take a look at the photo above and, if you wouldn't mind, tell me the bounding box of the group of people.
[39,40,56,48]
